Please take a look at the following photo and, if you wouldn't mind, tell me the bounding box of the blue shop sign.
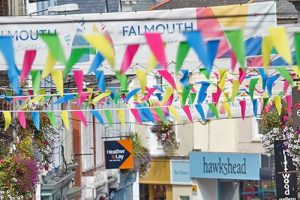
[190,152,261,180]
[171,160,192,184]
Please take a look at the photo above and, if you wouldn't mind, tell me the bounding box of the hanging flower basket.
[151,121,179,155]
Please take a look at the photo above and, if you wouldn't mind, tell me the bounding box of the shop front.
[139,158,172,200]
[189,152,262,200]
[170,159,193,200]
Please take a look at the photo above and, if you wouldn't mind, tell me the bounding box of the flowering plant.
[130,133,151,177]
[0,156,39,199]
[0,112,59,198]
[151,121,179,155]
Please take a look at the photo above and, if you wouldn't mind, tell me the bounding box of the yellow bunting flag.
[262,36,273,71]
[31,95,44,103]
[222,102,232,119]
[146,53,158,73]
[168,105,180,122]
[42,52,56,79]
[224,92,230,102]
[269,27,292,65]
[218,69,227,90]
[274,96,282,115]
[92,91,111,104]
[51,70,64,96]
[117,109,126,128]
[61,111,69,130]
[3,111,11,131]
[136,70,147,95]
[83,34,115,68]
[231,80,240,102]
[87,88,93,103]
[161,87,173,105]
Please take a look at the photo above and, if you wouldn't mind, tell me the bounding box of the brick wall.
[0,0,9,16]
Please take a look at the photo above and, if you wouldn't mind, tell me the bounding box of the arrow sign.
[104,139,134,169]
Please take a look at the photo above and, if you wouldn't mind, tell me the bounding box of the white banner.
[0,2,276,74]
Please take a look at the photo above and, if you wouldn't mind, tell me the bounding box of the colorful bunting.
[65,48,90,75]
[274,96,282,115]
[89,52,104,73]
[182,105,193,122]
[249,78,259,100]
[30,70,41,95]
[32,112,40,130]
[222,102,232,119]
[208,103,219,119]
[224,29,245,69]
[262,36,273,71]
[136,70,147,95]
[42,52,56,79]
[61,111,70,130]
[144,32,167,69]
[130,108,143,124]
[120,44,139,73]
[195,104,206,122]
[91,110,105,125]
[3,111,11,131]
[176,42,190,73]
[105,110,113,127]
[20,50,36,82]
[158,70,177,90]
[239,100,246,120]
[18,112,26,129]
[252,99,258,117]
[269,27,292,65]
[83,34,115,68]
[51,70,64,96]
[74,110,88,127]
[40,33,66,64]
[117,109,126,127]
[47,112,56,128]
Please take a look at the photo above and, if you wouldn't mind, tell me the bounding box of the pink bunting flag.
[212,86,222,104]
[144,33,167,69]
[130,108,142,124]
[20,50,36,82]
[283,80,289,96]
[150,108,163,122]
[18,112,26,129]
[77,92,90,106]
[73,70,84,94]
[239,100,246,120]
[120,44,139,73]
[285,95,292,115]
[183,105,193,122]
[142,87,157,101]
[166,94,174,106]
[158,70,177,90]
[230,49,237,71]
[74,110,88,127]
[239,68,246,84]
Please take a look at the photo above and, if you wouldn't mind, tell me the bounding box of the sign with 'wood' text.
[104,139,133,169]
[274,140,297,200]
[189,152,261,180]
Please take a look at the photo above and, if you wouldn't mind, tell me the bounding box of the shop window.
[153,185,166,200]
[180,196,190,200]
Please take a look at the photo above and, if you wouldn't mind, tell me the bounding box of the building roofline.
[148,0,172,10]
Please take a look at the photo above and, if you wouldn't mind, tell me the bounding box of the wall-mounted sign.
[274,140,297,199]
[292,87,300,129]
[171,160,192,184]
[104,139,133,169]
[189,152,261,180]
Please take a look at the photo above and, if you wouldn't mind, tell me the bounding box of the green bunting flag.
[262,97,269,111]
[30,70,40,95]
[188,93,196,104]
[181,85,193,106]
[116,72,128,92]
[224,29,246,70]
[104,110,113,127]
[154,107,166,123]
[276,67,294,86]
[199,68,210,79]
[40,33,66,64]
[294,32,300,70]
[208,103,219,119]
[249,78,259,100]
[176,41,190,73]
[47,111,56,128]
[64,48,91,76]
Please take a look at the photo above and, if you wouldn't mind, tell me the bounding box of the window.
[252,117,262,141]
[180,196,190,200]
